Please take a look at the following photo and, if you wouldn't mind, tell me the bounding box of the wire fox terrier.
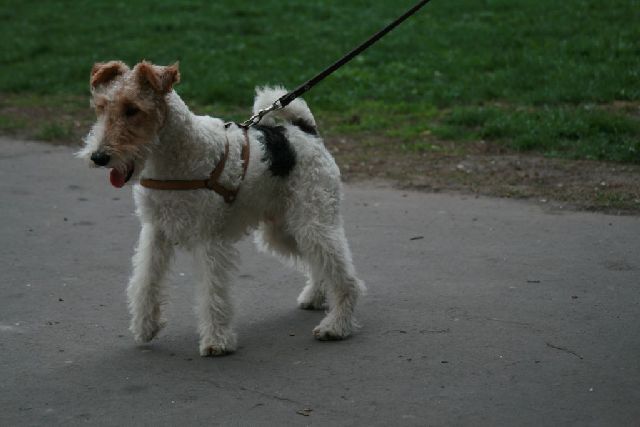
[78,60,365,356]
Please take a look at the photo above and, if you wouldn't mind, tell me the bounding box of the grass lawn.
[1,0,639,211]
[1,0,639,159]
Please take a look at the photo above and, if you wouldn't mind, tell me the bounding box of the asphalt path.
[1,138,639,426]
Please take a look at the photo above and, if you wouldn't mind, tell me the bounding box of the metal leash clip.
[240,100,284,128]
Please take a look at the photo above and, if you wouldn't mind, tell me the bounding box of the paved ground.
[1,138,639,426]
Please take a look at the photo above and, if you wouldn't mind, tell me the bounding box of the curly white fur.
[253,86,316,129]
[81,79,365,356]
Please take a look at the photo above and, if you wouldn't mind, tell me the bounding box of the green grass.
[1,0,639,161]
[435,105,640,162]
[0,115,27,132]
[35,122,75,141]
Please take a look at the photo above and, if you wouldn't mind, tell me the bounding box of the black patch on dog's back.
[292,119,318,136]
[254,125,296,177]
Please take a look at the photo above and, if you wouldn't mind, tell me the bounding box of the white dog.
[78,60,365,356]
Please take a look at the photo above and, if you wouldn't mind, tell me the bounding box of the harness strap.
[139,127,250,204]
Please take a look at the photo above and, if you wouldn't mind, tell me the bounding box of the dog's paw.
[297,284,326,310]
[298,298,326,311]
[200,345,234,357]
[312,316,354,341]
[199,329,237,357]
[130,318,165,343]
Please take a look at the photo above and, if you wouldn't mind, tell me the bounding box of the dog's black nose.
[90,151,110,166]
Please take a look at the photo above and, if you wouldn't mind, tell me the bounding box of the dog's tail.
[253,86,318,135]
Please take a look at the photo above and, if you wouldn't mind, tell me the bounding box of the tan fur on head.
[81,60,179,177]
[135,61,180,94]
[96,86,159,173]
[90,61,130,89]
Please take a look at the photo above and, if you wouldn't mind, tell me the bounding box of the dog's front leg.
[194,241,238,357]
[127,223,174,343]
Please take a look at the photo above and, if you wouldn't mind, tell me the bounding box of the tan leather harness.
[139,127,250,204]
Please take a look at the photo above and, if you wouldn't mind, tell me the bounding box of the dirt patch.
[2,99,639,215]
[0,95,92,145]
[326,135,640,215]
[604,100,640,118]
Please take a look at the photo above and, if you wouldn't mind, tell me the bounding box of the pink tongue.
[109,168,126,188]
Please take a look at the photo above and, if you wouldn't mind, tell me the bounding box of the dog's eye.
[93,102,106,113]
[124,105,140,117]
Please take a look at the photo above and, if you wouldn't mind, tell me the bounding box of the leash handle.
[243,0,434,128]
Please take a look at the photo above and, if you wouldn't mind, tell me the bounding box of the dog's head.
[77,60,180,188]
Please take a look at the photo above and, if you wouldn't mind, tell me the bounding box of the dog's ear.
[90,61,129,89]
[135,61,180,94]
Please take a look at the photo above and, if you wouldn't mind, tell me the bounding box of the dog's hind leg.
[294,221,365,340]
[127,223,174,343]
[296,268,327,311]
[194,241,238,357]
[254,220,326,310]
[254,220,301,260]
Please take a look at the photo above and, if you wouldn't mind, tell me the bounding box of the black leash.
[241,0,434,128]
